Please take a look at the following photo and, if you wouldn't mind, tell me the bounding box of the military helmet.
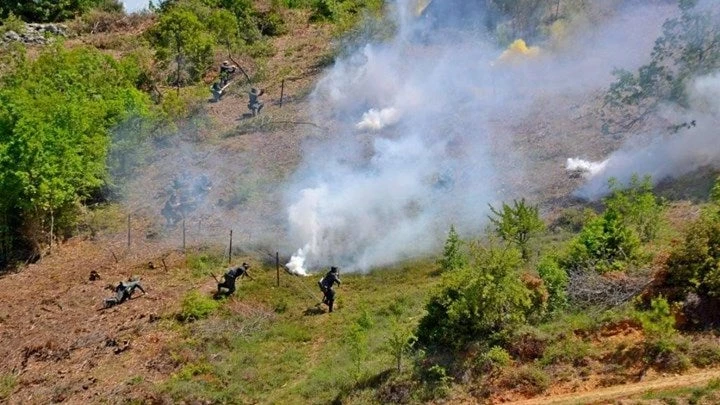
[330,266,338,273]
[222,60,229,66]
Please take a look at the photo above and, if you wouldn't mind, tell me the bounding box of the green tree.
[0,0,117,22]
[437,224,466,273]
[603,0,720,134]
[416,244,533,350]
[666,211,720,298]
[0,45,150,266]
[148,7,215,93]
[604,175,664,242]
[386,319,416,373]
[537,255,568,313]
[563,208,641,273]
[488,198,545,261]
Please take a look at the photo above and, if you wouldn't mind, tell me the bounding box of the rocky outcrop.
[2,23,68,45]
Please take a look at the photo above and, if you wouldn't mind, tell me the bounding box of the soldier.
[219,61,237,86]
[318,266,341,313]
[210,81,223,102]
[217,262,253,296]
[161,193,182,226]
[248,88,265,116]
[104,278,146,308]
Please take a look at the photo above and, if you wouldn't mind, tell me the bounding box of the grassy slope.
[162,257,441,404]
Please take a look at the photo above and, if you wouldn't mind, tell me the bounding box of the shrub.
[476,346,512,372]
[500,365,550,396]
[563,208,641,273]
[178,291,220,322]
[416,245,533,351]
[666,210,720,299]
[537,255,568,313]
[604,175,664,242]
[0,13,25,35]
[689,339,720,368]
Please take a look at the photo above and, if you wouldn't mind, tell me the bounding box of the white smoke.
[566,158,608,178]
[576,71,720,200]
[284,0,675,272]
[356,107,401,131]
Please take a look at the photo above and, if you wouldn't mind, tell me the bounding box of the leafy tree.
[603,0,720,134]
[0,45,151,265]
[537,255,568,313]
[0,0,116,22]
[563,208,641,273]
[666,211,720,299]
[437,224,466,273]
[416,244,533,351]
[148,6,215,92]
[386,319,416,373]
[604,175,664,242]
[488,198,545,261]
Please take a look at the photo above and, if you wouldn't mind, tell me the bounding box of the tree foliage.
[666,194,720,299]
[604,175,664,242]
[488,198,545,261]
[0,45,151,266]
[603,0,720,133]
[0,0,121,23]
[148,6,215,89]
[437,224,466,273]
[416,245,534,351]
[537,255,568,313]
[563,208,641,273]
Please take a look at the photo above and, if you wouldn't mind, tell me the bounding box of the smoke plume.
[574,71,720,199]
[284,0,674,273]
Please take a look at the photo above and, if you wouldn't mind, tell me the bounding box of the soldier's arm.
[136,283,146,294]
[245,270,254,280]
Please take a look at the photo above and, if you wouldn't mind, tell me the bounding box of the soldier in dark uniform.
[319,266,341,313]
[104,278,146,308]
[161,193,182,226]
[219,61,237,86]
[248,88,265,116]
[217,262,253,296]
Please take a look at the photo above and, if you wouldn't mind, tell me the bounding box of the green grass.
[160,258,440,404]
[0,373,17,401]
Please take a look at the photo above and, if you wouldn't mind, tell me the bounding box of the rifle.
[210,272,219,283]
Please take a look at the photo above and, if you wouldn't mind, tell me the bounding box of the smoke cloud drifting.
[574,72,720,199]
[283,0,675,273]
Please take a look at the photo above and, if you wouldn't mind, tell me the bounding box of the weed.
[500,364,550,396]
[0,373,17,401]
[178,291,220,322]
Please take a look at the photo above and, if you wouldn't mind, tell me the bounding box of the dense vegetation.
[1,0,720,402]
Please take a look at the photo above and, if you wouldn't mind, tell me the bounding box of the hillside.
[2,0,720,404]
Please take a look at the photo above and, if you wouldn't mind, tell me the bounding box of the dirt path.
[507,368,720,404]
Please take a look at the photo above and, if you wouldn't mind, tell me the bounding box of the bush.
[0,13,25,34]
[476,346,512,372]
[666,209,720,299]
[178,291,220,322]
[416,245,533,351]
[689,339,720,368]
[563,208,641,273]
[604,175,664,242]
[500,365,550,396]
[537,255,568,313]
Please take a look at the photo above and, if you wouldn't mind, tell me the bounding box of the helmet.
[222,61,229,66]
[330,266,338,273]
[250,88,258,94]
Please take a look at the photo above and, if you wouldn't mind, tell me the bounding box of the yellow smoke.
[414,0,433,17]
[497,39,540,64]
